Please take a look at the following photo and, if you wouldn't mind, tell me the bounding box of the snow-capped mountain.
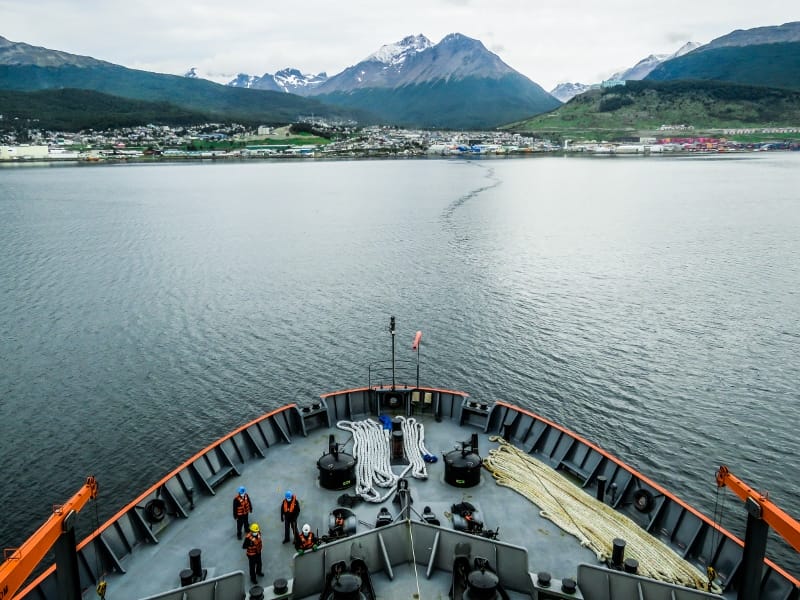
[309,33,529,95]
[273,68,328,93]
[303,32,560,129]
[550,42,701,103]
[227,72,281,92]
[549,82,598,103]
[224,68,327,94]
[365,34,433,66]
[302,34,436,94]
[611,42,701,81]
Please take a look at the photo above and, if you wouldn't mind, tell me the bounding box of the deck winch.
[325,573,365,600]
[444,433,482,488]
[464,567,500,600]
[317,434,357,490]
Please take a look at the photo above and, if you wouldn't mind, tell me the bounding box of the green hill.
[0,63,372,125]
[0,88,213,131]
[646,42,800,91]
[505,80,800,138]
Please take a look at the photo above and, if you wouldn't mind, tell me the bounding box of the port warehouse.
[0,145,50,160]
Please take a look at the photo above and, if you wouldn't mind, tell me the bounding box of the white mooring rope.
[336,417,432,503]
[482,436,718,593]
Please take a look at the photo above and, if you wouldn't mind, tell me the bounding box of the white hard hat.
[302,524,311,535]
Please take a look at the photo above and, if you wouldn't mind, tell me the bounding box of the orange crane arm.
[0,476,97,600]
[716,465,800,552]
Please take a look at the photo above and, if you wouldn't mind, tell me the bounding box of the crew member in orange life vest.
[233,486,253,540]
[333,512,345,535]
[280,490,300,544]
[242,523,264,584]
[295,523,317,553]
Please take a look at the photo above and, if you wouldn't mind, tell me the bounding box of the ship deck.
[16,386,798,599]
[111,415,596,599]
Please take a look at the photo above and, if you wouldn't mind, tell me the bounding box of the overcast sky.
[1,0,797,91]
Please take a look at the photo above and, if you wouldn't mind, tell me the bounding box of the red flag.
[412,330,422,351]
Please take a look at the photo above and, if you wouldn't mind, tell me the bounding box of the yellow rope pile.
[482,436,711,591]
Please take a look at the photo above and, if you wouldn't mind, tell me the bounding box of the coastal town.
[1,121,799,162]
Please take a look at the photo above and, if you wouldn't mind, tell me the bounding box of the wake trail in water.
[440,163,502,257]
[441,163,501,222]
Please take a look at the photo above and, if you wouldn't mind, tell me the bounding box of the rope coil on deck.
[337,417,431,503]
[482,436,714,592]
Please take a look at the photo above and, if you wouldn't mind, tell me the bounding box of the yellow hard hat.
[250,523,260,533]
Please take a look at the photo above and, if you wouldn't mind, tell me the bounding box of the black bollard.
[189,548,202,579]
[611,538,626,568]
[391,429,404,460]
[596,476,607,501]
[624,558,639,574]
[249,585,264,600]
[536,572,551,588]
[179,569,193,587]
[273,578,288,594]
[561,577,577,594]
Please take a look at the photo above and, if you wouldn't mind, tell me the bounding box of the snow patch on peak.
[611,41,701,81]
[367,34,432,65]
[273,68,327,91]
[673,41,701,57]
[549,82,599,103]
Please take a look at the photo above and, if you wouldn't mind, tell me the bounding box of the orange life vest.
[235,493,252,517]
[282,496,297,515]
[244,532,262,556]
[297,531,315,550]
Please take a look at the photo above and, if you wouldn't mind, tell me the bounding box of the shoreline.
[1,147,795,167]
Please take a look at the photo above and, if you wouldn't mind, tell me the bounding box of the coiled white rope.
[336,417,431,502]
[397,416,432,480]
[482,436,715,592]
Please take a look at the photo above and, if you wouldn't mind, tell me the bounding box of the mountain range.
[206,33,561,129]
[0,32,559,130]
[549,42,700,102]
[551,22,800,103]
[2,22,800,132]
[509,21,800,135]
[0,35,363,126]
[645,23,800,90]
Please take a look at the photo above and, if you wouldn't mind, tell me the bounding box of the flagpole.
[412,330,423,389]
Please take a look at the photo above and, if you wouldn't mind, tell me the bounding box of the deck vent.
[444,434,482,488]
[317,434,357,490]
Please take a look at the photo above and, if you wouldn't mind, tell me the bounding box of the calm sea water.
[1,154,799,576]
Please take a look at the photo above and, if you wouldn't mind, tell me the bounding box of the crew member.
[295,523,317,553]
[242,523,264,584]
[280,490,300,544]
[332,512,345,536]
[233,486,253,540]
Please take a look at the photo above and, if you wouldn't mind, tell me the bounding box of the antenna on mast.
[389,316,396,390]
